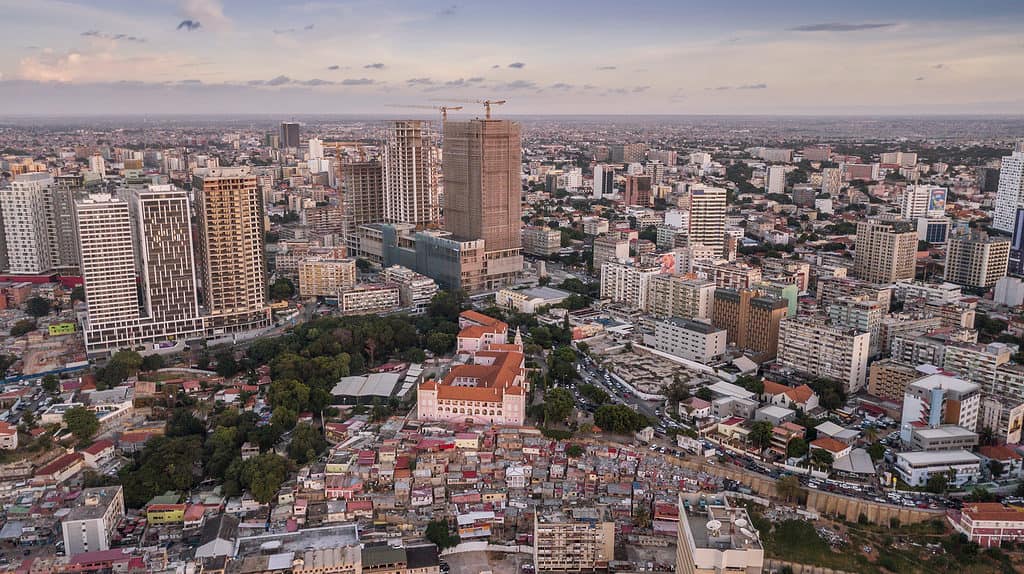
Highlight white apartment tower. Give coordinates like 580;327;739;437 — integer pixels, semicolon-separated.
383;120;439;227
1;172;54;274
77;194;140;330
765;165;786;195
901;185;947;219
992;143;1024;233
687;186;727;258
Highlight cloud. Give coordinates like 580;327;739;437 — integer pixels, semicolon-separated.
327;65;340;70
247;79;265;85
789;22;895;32
177;19;201;31
364;63;386;70
582;84;596;90
438;4;458;16
274;24;315;34
737;83;767;90
81;31;146;43
181;0;229;32
632;85;650;93
915;76;926;81
301;78;333;86
407;77;435;86
933;63;945;69
341;78;375;85
595;66;616;71
304;24;314;30
550;82;573;90
498;79;536;90
179;79;202;84
266;75;291;86
507;62;525;69
467;77;484;83
491;64;500;69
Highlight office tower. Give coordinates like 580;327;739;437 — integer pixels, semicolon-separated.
711;288;787;359
76;194;140;330
821;167;843;195
308;137;324;160
383;120;439;227
280;122;300;149
193;168;271;333
765;165;786;194
623;174;652;206
132;186;201;324
828;296;885;356
901;185;947;219
687;185;727;258
1011;208;1024;275
881;151;918;168
977;166;1002;193
777;316;872;394
944;232;1010;289
992;143;1024;233
46;182;81;273
88;154;106;177
341;161;384;236
852;218;917;284
593;164;614;198
443;118;522;253
899;374;980;444
0;172;54;274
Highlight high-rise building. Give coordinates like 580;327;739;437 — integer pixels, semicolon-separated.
645;275;715;320
341;161;384;238
308;137;324;160
193;167;271;333
901;185;947;219
593;164;614;198
852;218;917;284
443;118;523;289
711;288;787;359
675;493;763;574
993;143;1024;233
777;317;871;393
521;225;561;257
600;263;660;310
77;194;140;329
899;374;981;443
383;120;439;227
280;122;300;149
1;172;54;274
623;174;652;206
297;256;357;298
534;508;615;573
610;143;647;163
944;232;1010;289
61;486;125;557
592;234;630;271
827;296;885;356
46;181;81;273
687;186;727;258
821;167;843;195
765;165;786;195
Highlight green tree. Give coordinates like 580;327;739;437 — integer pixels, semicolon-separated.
809;448;834;468
695;387;713;402
578;383;609;405
214;351;241;378
24;297;51;317
166;409;206;437
749;421;773;451
425;520;461;549
140;354;166;372
988;459;1005;479
594;404;648;434
926;471;950;494
566;444;584;458
269;278;295;301
786;437;808;459
10;319;36;337
775;475;803;502
41;374;60;394
63;406;99;443
426;332;455;356
244;453;289;504
70;286;86;303
268;379;310;412
288;424;327;465
543;388;575;424
867;441;886;461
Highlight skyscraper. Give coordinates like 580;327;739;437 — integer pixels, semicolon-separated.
944;231;1010;289
901;185;947;219
77;194;139;330
341;161;385;238
853;218;918;284
0;172;53;274
280;122;300;149
992;142;1024;233
687;185;727;258
384;120;439;227
765;165;786;194
623;175;652;206
193;167;271;333
593;164;614;198
132;186;202;324
443;119;522;252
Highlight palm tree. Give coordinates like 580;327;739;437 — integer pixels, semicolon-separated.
749;421;774;453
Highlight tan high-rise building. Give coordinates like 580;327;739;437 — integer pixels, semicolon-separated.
193;167;271;333
853;218;917;284
443;119;522;252
383;120;438;227
534;509;614;572
712;288;787;359
944;232;1010;289
298;257;357;298
646;275;715;320
341;161;384;237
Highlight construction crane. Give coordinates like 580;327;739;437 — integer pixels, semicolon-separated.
429;98;507;119
385;104;464;122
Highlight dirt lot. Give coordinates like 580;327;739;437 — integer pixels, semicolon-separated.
443;550;530;574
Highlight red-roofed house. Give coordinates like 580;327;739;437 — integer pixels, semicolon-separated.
978;445;1024;479
0;421;17;450
762;381;819;412
810;437;852;460
955;502;1024;547
81;439;115;468
33;452;84;485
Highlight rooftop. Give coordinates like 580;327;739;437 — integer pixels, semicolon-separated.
908;374;979;394
65;486;122;522
233;523;359;557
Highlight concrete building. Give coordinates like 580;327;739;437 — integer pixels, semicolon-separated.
827;296;884;356
687;186;727;258
777;317;871;393
384;120;438;227
534;508;615;573
522;225;562;257
992;144;1024;233
600;262;660;310
899;374;980;442
901;185;947;219
675;493;763;574
909;425;979;452
711;289;787;360
280;121;300;149
382;265;438;314
853;218;917;284
943;342;1012;388
645;275;715;320
298;257;357;298
979;394;1024;445
593;234;630;271
765;165;786;195
944;232;1010;289
194;167;271;333
0;172;53;274
867;359;926;401
623;174;652;207
61;486;125;556
581;217;609;236
646;318;727;363
895;450;981;488
341;161;384;239
593;164;614;198
338;284;400;315
954;502;1024;548
495;286;571;314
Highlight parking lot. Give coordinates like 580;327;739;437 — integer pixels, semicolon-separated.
441;550;530;574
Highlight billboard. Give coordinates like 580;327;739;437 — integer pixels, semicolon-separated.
48;322;76;335
928;187;947;213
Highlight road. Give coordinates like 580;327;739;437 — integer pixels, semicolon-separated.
572;352;662;422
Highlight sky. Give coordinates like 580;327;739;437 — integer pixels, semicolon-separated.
1;0;1024;116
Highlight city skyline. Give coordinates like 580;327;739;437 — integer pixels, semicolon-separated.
2;0;1024;115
